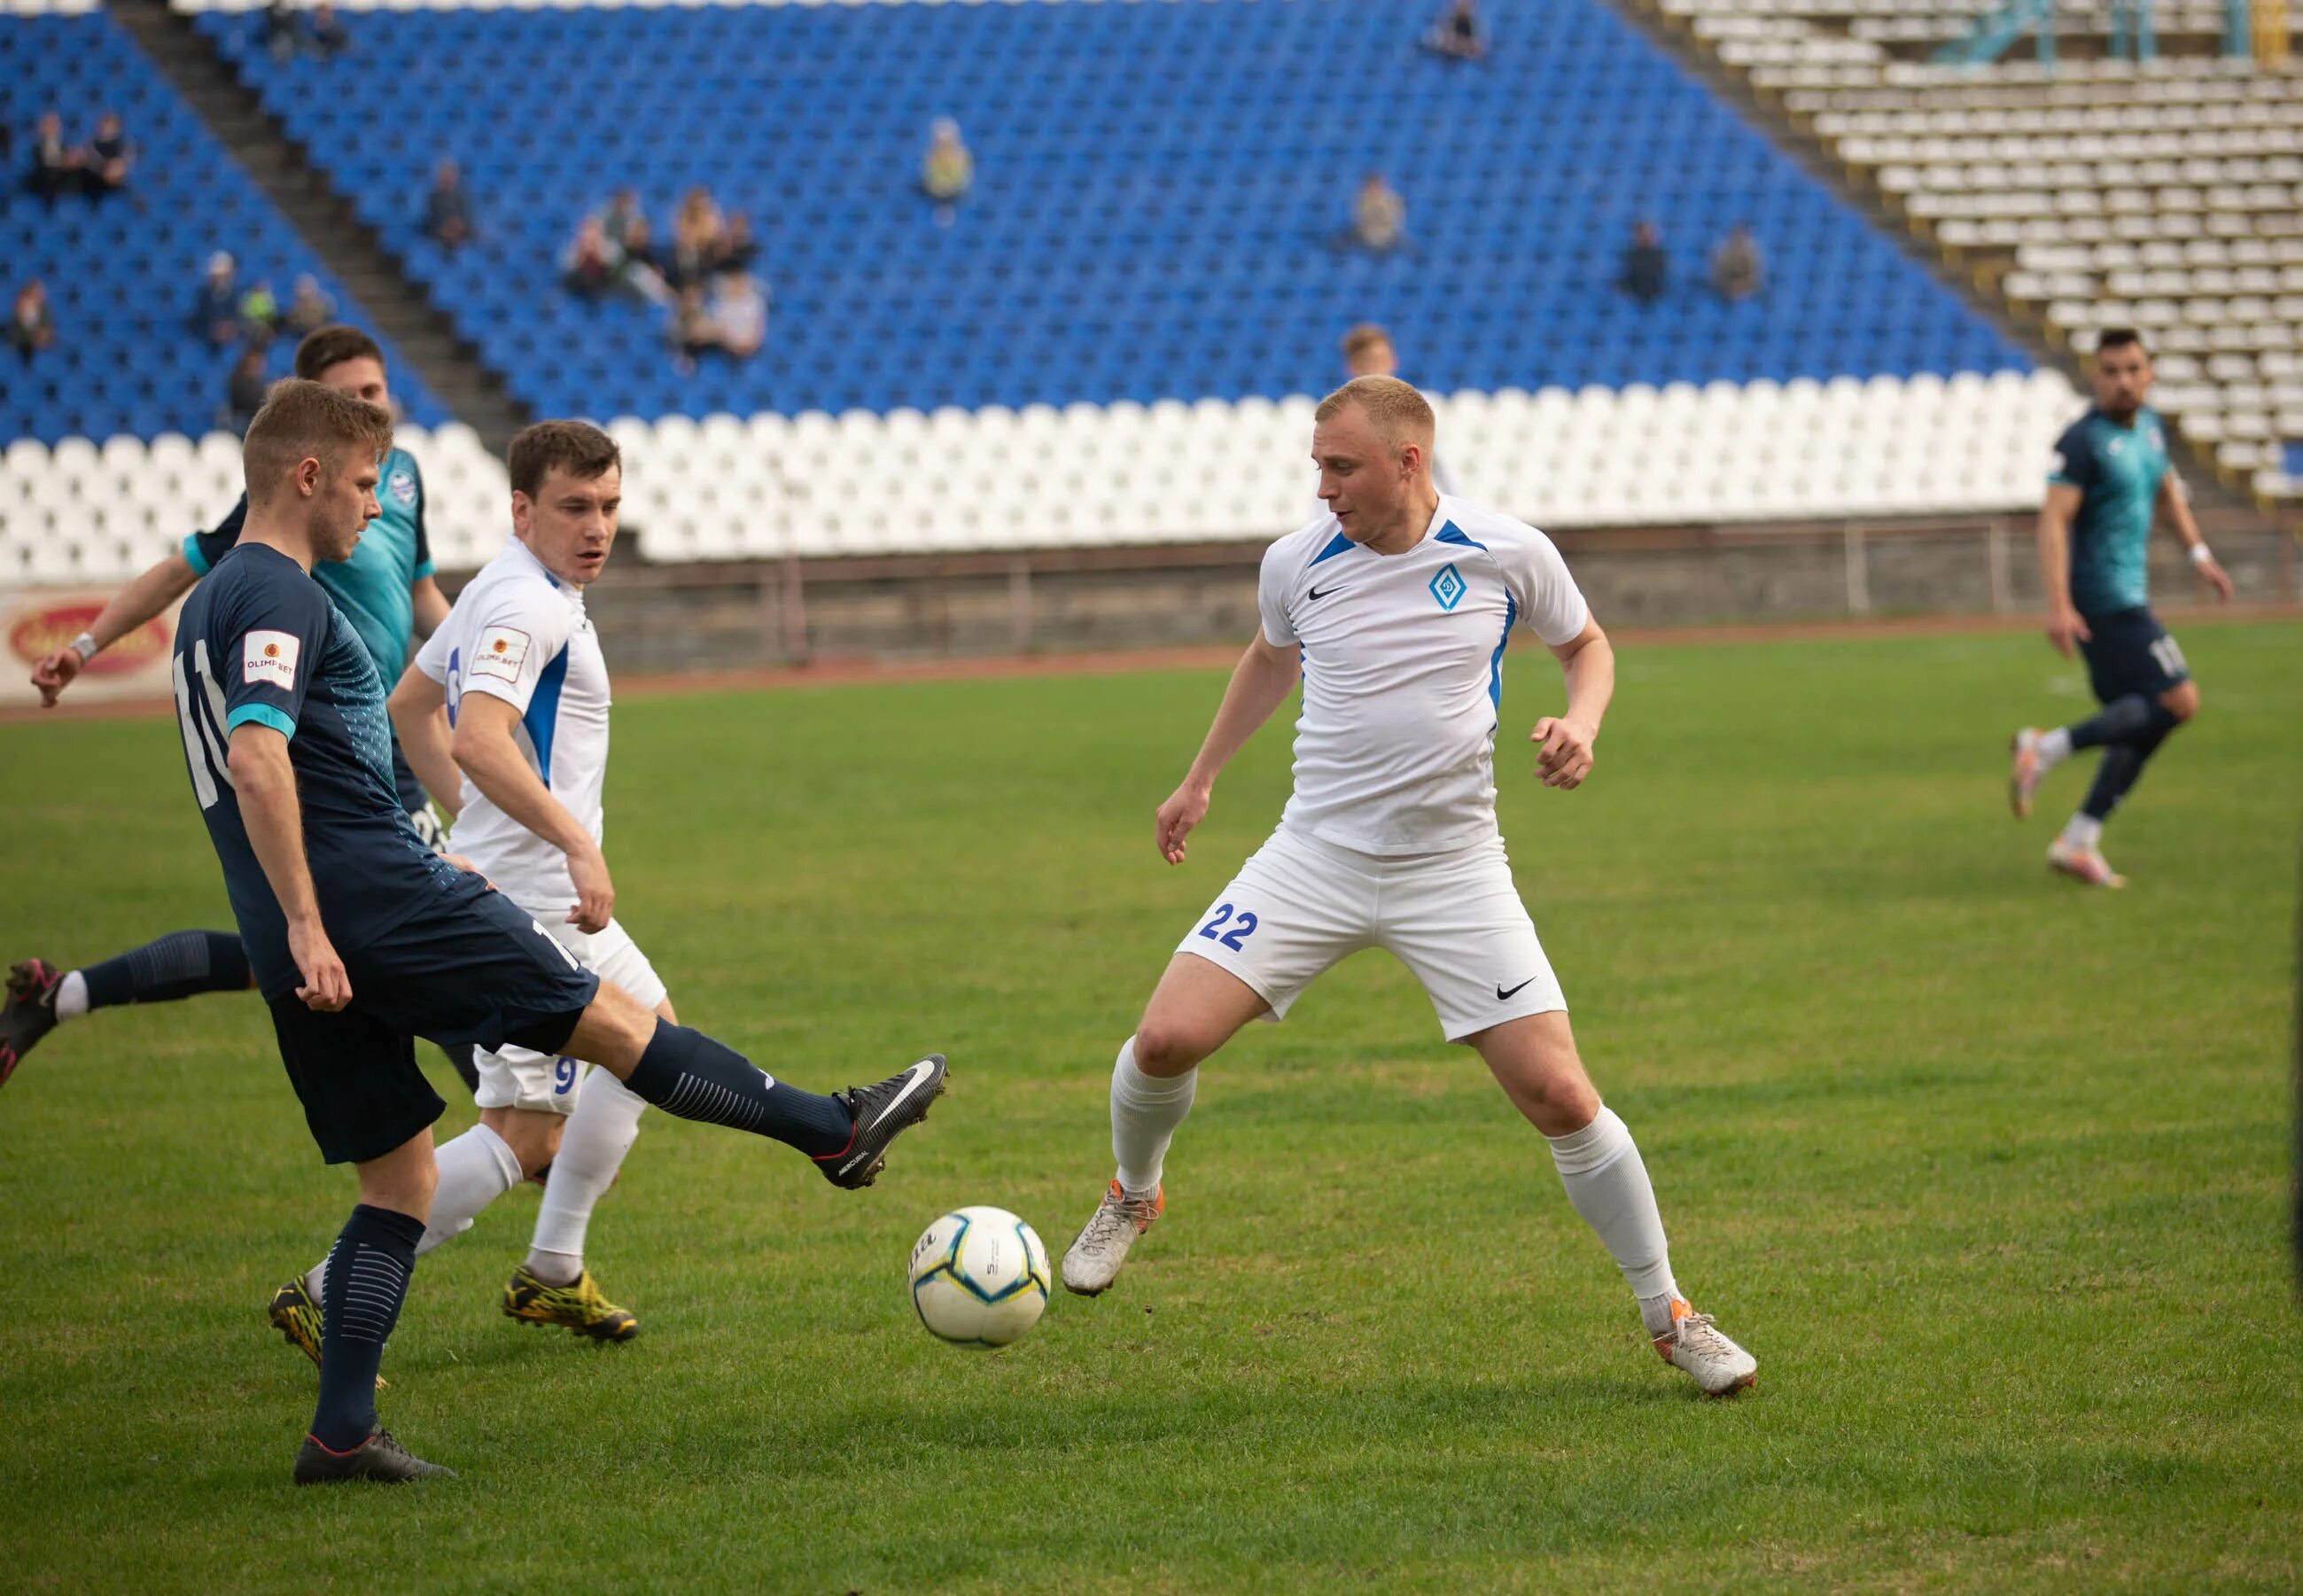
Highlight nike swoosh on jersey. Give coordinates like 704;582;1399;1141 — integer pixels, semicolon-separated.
1307;584;1342;602
1496;977;1537;1000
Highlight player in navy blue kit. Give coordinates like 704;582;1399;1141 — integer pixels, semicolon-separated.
4;327;471;1091
2006;330;2233;886
176;381;948;1483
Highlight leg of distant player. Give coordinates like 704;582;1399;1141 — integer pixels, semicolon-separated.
1062;954;1270;1296
2015;678;2197;885
2;931;250;1085
1468;1010;1753;1393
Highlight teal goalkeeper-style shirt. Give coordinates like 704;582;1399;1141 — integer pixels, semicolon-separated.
181;445;433;681
2048;406;2170;617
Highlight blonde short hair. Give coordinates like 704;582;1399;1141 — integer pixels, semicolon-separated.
243;378;394;507
1339;323;1393;361
1313;374;1435;448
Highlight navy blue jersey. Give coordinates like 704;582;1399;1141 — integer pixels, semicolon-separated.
171;542;469;1001
183;446;433;683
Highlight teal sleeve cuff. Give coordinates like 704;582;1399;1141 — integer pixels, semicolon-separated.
414;559;437;580
225;703;297;740
181;534;212;577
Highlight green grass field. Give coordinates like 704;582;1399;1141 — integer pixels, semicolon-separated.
3;620;2298;1593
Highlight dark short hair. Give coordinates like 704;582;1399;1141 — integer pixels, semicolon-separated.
292;323;385;381
2096;327;2148;356
1340;323;1392;360
507;419;621;499
242;378;394;505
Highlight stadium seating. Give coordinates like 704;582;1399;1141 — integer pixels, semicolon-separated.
1651;0;2303;500
167;0;2067;557
0;6;510;581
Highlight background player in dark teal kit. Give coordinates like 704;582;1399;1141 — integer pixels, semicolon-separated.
4;326;464;1089
2007;329;2233;887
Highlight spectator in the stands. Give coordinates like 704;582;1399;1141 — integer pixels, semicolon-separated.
86;112;133;195
669;284;716;373
596;187;645;253
422;159;475;251
1350;172;1407;253
1617;220;1667;306
1422;0;1486;60
10;280;55;365
1710;222;1762;302
263;0;298;58
194;252;240;346
562;215;624;300
239;278;283;343
922;116;972;225
27;111;82;203
618;214;671;304
284;273;335;335
669;186;726;289
713;212;760;274
224;344;270;433
309;3;350;59
708;270;767;360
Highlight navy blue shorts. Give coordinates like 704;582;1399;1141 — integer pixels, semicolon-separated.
2078;606;2189;705
268;882;600;1164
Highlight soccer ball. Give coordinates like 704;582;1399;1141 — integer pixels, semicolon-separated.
907;1206;1051;1348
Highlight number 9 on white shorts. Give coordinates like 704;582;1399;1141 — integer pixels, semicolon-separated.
473;916;668;1115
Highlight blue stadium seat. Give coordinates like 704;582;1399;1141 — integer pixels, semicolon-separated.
1;11;447;441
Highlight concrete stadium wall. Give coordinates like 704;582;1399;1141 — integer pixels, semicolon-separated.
580;509;2299;671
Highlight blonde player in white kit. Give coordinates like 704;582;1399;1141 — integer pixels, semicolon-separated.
389;420;661;1341
1061;377;1757;1395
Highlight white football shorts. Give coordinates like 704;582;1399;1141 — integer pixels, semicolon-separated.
473;915;667;1116
1173;826;1566;1043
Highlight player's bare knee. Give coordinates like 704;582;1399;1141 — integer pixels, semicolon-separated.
1527;1075;1603;1139
2160;681;2198;722
484;1108;564;1177
1131;1020;1213;1078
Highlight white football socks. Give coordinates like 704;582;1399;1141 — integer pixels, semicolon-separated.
527;1069;649;1284
416;1123;525;1256
2037;728;2073;767
305;1124;524;1303
1110;1037;1195;1196
1544;1105;1681;1335
53;970;89;1021
2061;813;2105;851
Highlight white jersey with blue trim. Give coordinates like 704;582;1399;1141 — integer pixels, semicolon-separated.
1257;494;1589;857
413;538;611;912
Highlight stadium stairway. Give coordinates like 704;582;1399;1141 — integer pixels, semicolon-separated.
1631;0;2303;532
107;0;528;455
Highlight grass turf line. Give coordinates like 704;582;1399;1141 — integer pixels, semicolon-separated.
1;621;2297;1593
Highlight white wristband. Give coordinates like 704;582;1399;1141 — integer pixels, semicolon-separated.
68;631;98;663
2188;543;2214;566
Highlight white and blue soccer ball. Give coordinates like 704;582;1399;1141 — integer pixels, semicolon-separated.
907;1206;1051;1348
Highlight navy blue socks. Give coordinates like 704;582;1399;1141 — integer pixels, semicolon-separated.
622;1020;853;1159
2081;724;2172;821
309;1203;424;1452
2066;693;2179;752
78;930;250;1010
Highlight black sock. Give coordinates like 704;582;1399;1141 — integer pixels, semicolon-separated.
77;930;250;1011
622;1020;853;1159
309;1203;424;1453
2081;726;2172;821
2066;693;2179;751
